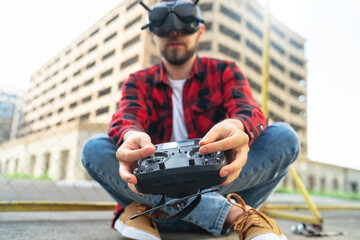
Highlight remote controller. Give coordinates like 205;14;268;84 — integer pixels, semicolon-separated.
133;138;228;198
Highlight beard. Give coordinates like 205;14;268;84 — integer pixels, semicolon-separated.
160;37;198;66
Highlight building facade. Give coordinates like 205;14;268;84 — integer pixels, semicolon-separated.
18;0;307;155
1;0;323;193
0;85;25;144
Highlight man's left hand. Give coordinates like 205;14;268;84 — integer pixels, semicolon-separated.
199;119;249;186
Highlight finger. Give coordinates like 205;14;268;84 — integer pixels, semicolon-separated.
200;131;246;154
117;145;155;163
219;150;247;178
199;125;222;146
128;183;143;195
119;162;138;184
220;169;241;186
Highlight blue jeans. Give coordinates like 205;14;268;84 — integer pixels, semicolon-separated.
82;122;300;237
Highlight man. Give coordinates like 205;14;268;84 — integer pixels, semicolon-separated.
82;0;300;239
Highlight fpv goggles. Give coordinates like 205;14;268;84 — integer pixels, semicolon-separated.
139;0;204;37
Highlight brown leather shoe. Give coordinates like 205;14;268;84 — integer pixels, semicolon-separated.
114;201;161;240
227;193;287;240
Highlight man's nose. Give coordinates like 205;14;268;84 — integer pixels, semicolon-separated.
168;31;183;37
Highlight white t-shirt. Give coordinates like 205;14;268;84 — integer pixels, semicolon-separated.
167;76;189;141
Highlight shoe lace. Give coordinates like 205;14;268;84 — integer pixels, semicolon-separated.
135;202;159;230
227;193;274;237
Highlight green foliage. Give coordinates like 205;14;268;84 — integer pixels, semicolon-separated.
4;172;51;181
276;186;360;201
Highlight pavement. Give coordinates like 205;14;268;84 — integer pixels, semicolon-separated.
1;178;360;239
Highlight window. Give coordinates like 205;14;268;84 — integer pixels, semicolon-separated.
60;93;66;98
291;105;305;115
98;87;111;97
125;15;141;30
75;54;83;61
270;58;285;72
80;113;90;121
69;102;77;109
269;93;285;107
290;88;305;101
199;3;212;11
198;41;212;51
71;86;79;93
290;38;304;51
88;45;97;53
246;3;263;21
246;21;262;39
123;35;140;49
77;39;85;47
120;55;139;69
151;55;161;65
73;69;81;77
245;58;261;74
269;111;284;122
64;64;69;69
100;68;113;79
84;78;94;86
126;0;138;11
58;107;64;113
290;55;304;67
219;24;241;41
219;44;240;60
247;77;261;93
271;40;285;55
104;32;117;43
220;5;241;23
270;75;285;89
90;28;99;37
290;71;303;81
271;25;285;39
86;61;96;69
291;123;304;132
96;106;109;116
102;49;116;61
106;14;119;25
204;22;212;30
82;95;92;103
246;40;262;56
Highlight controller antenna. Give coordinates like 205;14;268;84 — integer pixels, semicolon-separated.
138;0;151;11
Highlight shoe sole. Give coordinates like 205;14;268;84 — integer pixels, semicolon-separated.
114;219;161;240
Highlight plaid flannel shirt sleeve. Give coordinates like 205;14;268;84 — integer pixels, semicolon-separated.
222;62;268;145
108;73;149;147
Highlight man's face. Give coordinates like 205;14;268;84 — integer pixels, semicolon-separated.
153;0;205;65
154;27;204;65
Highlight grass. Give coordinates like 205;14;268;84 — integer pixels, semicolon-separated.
276;187;360;201
4;172;52;181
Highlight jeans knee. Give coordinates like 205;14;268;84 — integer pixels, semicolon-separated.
272;122;301;164
81;134;110;168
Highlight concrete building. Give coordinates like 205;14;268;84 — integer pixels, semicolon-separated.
0;85;25;144
2;0;355;199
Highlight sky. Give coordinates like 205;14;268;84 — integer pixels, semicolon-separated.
0;0;359;170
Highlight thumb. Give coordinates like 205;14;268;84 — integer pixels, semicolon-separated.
199;125;221;146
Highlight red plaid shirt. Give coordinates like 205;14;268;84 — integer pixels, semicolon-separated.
108;57;268;146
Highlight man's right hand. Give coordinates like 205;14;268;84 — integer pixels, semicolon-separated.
116;130;156;193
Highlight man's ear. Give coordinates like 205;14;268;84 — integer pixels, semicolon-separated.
197;24;206;42
151;33;158;46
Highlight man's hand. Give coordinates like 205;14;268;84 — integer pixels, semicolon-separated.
116;130;156;193
199;119;249;186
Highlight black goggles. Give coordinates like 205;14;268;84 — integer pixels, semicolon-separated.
139;0;204;37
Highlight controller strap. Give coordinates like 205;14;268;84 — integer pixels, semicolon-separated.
130;188;219;223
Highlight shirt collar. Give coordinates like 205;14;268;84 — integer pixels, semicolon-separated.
155;56;205;85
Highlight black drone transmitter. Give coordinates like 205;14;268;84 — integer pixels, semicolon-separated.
133;138;228;198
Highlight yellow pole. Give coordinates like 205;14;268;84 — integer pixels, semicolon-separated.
259;0;323;224
261;0;271;117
